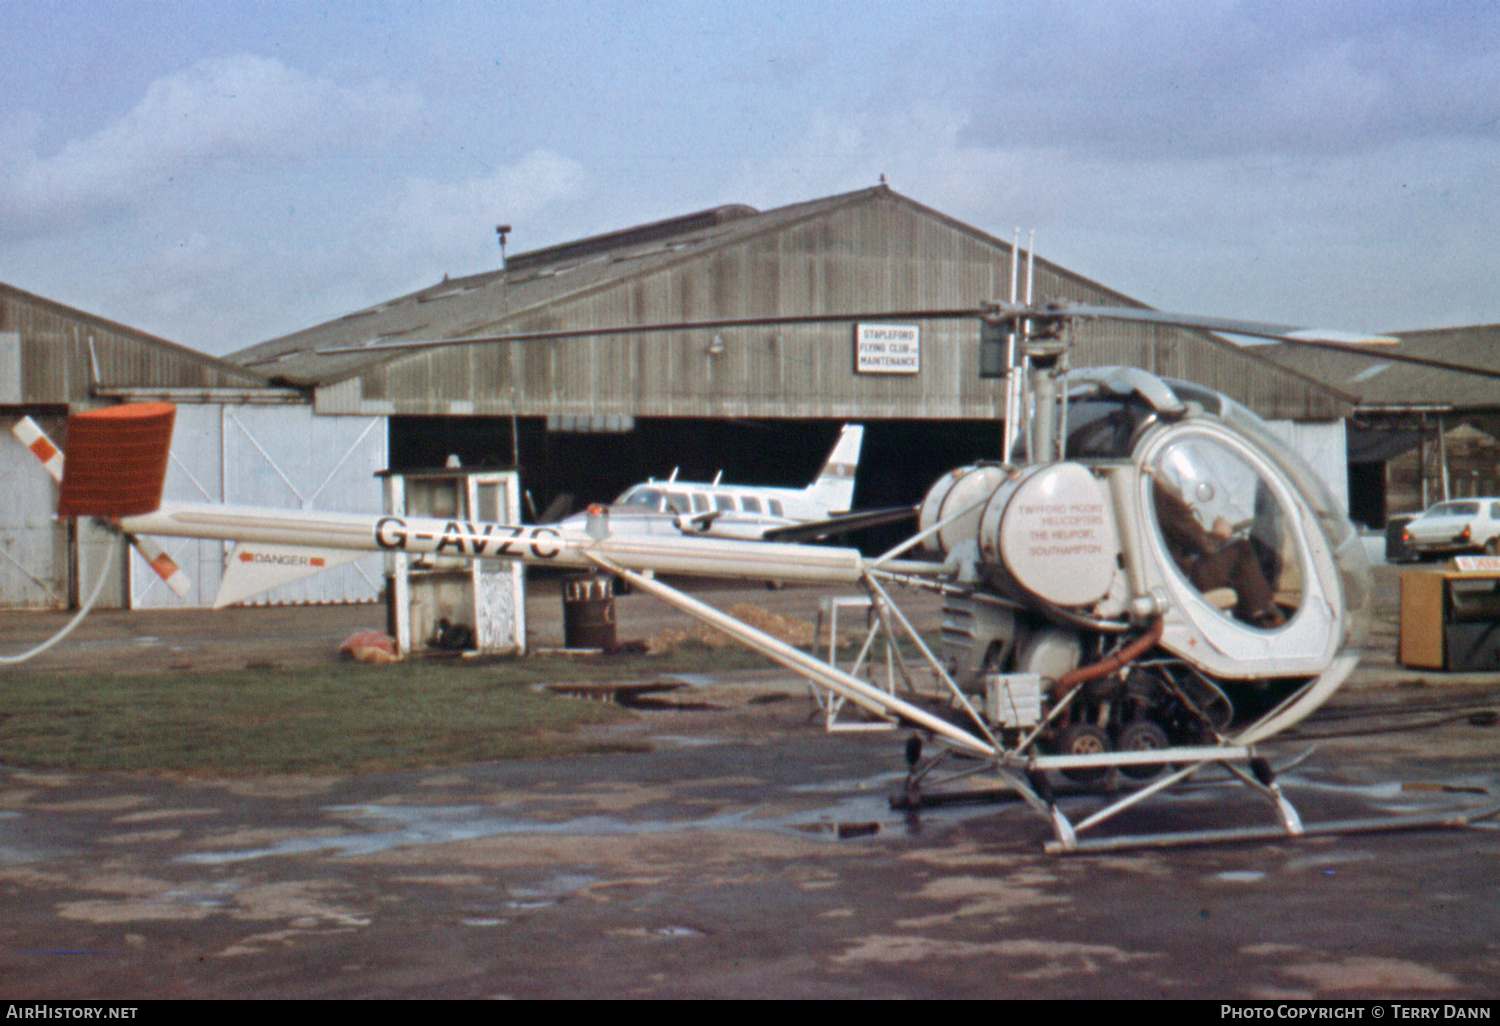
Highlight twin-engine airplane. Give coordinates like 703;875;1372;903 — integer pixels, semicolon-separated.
561;423;912;544
14;297;1500;852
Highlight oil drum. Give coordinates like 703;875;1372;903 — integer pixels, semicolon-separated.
562;573;617;649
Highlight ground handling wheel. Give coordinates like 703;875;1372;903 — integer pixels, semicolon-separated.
1116;719;1172;780
1058;722;1112;783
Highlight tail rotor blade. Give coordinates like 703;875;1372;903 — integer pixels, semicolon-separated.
126;533;194;599
12;411;194;599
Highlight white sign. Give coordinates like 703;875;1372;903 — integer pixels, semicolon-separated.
856;324;920;374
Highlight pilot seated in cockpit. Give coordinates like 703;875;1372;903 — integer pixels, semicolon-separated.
1150;470;1286;630
1060;397;1287;630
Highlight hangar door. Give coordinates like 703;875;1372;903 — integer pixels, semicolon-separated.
131;404;388;608
0;414;69;609
1263;419;1349;514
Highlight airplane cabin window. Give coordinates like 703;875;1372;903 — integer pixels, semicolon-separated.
619;487;664;511
715;495;736;512
665;492;691;515
768;499;784;516
693;493;710;512
1150;437;1300;630
741;496;763;513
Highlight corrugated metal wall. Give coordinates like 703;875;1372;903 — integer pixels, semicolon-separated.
0;415;124;610
323;194;1346;423
131;404;388;608
0;417;70;609
1;284;266;406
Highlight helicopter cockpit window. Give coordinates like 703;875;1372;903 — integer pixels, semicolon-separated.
1150;437;1300;630
1063;397;1156;460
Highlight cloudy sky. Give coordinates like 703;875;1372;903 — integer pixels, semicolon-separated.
3;1;1498;355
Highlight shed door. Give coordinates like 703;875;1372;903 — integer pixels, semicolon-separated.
0;416;69;609
131;405;388;608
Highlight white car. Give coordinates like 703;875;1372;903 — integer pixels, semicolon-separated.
1401;498;1500;558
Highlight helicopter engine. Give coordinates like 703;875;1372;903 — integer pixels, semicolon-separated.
915;367;1372;771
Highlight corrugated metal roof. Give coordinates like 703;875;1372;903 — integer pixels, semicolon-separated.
1;282;272;407
225;186;1353;421
230;190;888;384
1259;324;1500;412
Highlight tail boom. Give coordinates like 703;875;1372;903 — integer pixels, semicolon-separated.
119;501;938;587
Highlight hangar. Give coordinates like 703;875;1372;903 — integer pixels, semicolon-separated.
1260;323;1500;526
5;186;1359;610
227;185;1354;549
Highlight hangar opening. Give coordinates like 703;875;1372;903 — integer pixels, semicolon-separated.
389;415;1009;550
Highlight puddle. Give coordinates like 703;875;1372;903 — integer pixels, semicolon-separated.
1;812;57;864
795;821;881;839
175;782;961;865
662;674;719;687
642;734;724;748
790;771;907;793
508;873;597;899
159;884;239;909
1284;850;1374;873
543;681;722;710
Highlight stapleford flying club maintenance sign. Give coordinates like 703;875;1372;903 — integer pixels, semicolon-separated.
855;324;920;374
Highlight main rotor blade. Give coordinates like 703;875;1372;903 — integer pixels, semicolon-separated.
985;301;1400;346
760;505;918;543
315;308;980;356
317;300;1397;355
314;299;1500;383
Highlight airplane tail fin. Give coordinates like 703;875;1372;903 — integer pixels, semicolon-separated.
56;403;175;519
802;424;863;513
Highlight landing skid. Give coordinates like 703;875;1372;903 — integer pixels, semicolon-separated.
583;554;1500;855
901;742;1500;855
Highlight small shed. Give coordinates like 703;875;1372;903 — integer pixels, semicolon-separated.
1260;324;1500;526
1;282;388;609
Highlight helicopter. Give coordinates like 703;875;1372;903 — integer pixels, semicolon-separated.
14;296;1498;852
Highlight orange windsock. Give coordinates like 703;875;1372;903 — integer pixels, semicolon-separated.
56;403;176;519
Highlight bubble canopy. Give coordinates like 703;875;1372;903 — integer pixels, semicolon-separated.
1063;369;1371;650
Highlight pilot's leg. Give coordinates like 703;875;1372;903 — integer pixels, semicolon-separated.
1189;541;1280;627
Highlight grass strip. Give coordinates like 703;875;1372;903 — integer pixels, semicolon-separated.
0;646;773;775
